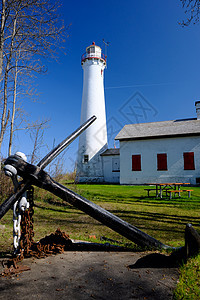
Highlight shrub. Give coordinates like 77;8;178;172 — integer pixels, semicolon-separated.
0;169;13;204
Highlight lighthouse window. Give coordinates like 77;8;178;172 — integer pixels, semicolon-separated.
83;155;89;163
87;46;95;54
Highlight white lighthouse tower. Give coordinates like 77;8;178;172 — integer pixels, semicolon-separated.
76;42;108;182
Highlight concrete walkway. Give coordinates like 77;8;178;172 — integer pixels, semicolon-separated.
0;250;179;300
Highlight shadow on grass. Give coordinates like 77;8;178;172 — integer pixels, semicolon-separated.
87;195;200;211
35;216;102;226
34;203;83;214
34;204;200;236
111;209;200;227
68;242;139;252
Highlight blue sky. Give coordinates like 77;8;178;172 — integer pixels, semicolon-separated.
7;0;200;172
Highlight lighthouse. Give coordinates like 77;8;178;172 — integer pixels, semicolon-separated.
76;42;108;182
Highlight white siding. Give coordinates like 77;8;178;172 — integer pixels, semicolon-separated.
120;136;200;185
102;155;120;183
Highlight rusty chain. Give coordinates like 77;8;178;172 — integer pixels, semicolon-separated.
1;186;72;276
18;186;35;260
17;186;72;260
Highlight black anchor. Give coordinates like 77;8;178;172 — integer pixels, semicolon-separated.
0;116;199;258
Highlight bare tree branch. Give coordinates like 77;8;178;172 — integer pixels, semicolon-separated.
180;0;200;26
0;0;68;158
29;118;50;164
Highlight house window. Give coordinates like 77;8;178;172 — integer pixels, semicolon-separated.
196;177;200;184
183;152;195;170
83;155;89;163
132;155;141;171
157;153;168;171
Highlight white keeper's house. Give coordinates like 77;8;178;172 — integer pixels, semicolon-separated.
115;101;200;185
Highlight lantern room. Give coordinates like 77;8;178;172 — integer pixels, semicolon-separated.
81;42;106;65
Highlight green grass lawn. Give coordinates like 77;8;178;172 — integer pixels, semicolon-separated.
174;253;200;299
66;184;200;247
1;183;199;251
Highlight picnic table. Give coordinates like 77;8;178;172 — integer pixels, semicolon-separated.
145;183;191;199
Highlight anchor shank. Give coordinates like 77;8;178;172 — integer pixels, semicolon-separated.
38;174;169;250
3;156;169;250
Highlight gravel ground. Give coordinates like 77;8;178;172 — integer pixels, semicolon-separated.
0;249;179;300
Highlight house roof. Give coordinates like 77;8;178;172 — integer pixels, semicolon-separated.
100;148;120;156
115;118;200;141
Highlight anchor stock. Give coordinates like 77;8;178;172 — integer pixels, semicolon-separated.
0;116;96;220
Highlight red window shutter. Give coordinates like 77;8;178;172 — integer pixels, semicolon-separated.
157;153;167;171
184;152;195;170
132;155;141;171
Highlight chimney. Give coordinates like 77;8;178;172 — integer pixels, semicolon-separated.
195;101;200;120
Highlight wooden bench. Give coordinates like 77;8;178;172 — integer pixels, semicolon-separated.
182;189;194;198
144;189;157;197
167;190;183;199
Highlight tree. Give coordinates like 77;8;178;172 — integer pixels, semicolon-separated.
0;0;5;79
180;0;200;26
0;0;67;158
7;48;44;156
29;119;49;164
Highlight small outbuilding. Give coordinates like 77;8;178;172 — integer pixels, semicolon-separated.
100;148;120;183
